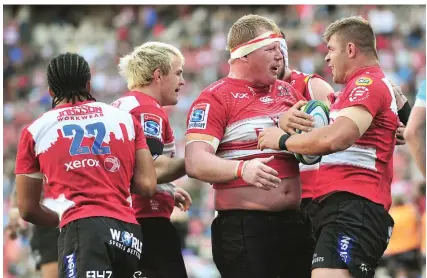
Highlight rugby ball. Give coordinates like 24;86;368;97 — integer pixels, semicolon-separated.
294;100;330;165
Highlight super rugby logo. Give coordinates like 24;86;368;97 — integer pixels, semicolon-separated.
188;103;210;130
142;113;163;142
109;229;142;259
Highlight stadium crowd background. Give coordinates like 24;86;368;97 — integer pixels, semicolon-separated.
2;4;426;278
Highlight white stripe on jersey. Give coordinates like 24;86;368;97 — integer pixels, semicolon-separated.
28;102;136;155
321;145;377;171
299;163;319;172
217;148;292;160
222;115;282;143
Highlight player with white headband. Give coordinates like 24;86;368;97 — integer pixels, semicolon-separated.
185;14;313;278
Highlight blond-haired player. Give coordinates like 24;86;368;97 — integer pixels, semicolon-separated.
113;42;192;278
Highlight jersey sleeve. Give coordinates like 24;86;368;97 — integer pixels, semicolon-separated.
186;91;227;141
341;77;384;117
15;126;41;175
130;105;168;155
285;81;306;103
162;120;176;158
132;115;149;151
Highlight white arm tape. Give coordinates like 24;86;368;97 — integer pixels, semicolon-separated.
18;173;43;179
186;138;220;152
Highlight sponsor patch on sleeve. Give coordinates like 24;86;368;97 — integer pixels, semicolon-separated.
349;86;370;102
304;74;312;84
142;113;163;141
188;103;210;130
355;77;373;86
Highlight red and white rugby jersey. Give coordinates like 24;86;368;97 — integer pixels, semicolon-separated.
112;91;176;219
315;66;399;210
286;70;328;199
186;77;305;190
15;100;148;228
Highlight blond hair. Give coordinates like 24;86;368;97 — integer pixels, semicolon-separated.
118;42;185;90
323;16;378;58
226;14;281;51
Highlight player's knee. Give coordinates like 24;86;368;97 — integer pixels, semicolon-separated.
312;268;354;278
40;262;58;278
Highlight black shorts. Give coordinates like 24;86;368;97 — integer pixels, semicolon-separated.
211;209;315;278
138;217;187;278
58;216;144;278
311;192;395;278
300;197;320;219
30;225;60;270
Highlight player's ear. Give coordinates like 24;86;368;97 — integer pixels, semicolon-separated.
86;81;91;93
347;42;356;59
48;87;55;97
153;68;162;83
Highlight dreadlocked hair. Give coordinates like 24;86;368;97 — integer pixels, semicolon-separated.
47;53;96;108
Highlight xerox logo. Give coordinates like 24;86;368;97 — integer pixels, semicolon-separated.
65;159;100;171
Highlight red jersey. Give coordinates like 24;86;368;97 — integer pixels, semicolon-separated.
286;70;327;199
316;66;399;210
186;77;304;189
112;92;176;219
15;101;148;228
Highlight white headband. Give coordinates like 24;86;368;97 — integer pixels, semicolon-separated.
229;31;283;60
280;38;289;69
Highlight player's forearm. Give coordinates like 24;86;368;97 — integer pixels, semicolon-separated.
285;129;337;156
285;120;357;155
19;203;59;227
185;142;239;183
155;156;186;184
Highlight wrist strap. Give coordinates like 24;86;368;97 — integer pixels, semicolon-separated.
279;133;291;151
235;160;246;178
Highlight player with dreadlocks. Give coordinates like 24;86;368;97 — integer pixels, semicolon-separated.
14;52;157;277
47;53;96;108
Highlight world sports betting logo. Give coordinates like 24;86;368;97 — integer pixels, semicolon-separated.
109;229;142;259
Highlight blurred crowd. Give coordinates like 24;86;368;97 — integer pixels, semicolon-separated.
3;5;426;278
